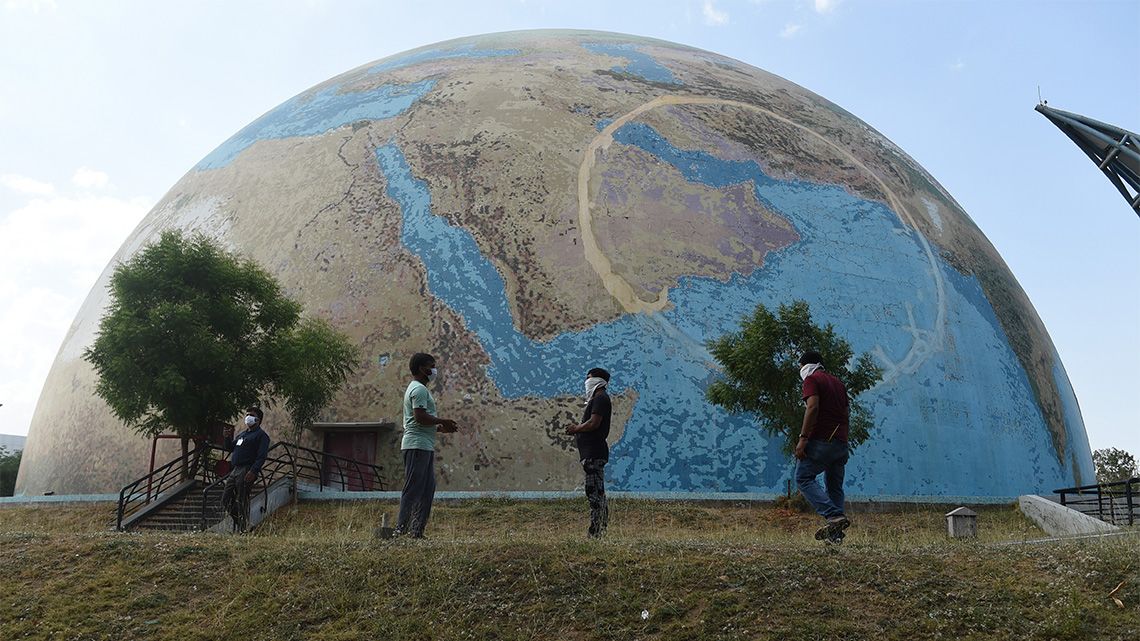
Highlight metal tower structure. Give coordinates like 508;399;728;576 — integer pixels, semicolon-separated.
1036;103;1140;217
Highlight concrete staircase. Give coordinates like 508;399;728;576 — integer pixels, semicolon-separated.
122;477;294;533
116;441;378;533
124;481;226;532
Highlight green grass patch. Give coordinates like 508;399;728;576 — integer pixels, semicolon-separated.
0;500;1136;640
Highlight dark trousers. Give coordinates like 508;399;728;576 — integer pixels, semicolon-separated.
220;465;253;531
794;440;849;520
397;449;436;537
582;458;608;538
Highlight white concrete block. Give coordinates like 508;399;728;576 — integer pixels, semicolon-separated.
1018;494;1120;537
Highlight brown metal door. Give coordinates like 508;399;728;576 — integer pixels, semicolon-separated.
322;431;378;491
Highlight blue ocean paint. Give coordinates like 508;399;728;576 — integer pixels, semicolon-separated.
367;44;521;74
376;117;1081;496
582;43;677;84
197;80;436;170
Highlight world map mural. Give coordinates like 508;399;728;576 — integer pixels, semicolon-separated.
17;30;1094;497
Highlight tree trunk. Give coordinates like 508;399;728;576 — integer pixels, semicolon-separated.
180;436;190;481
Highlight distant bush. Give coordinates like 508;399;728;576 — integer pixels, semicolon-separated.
1093;447;1139;484
0;447;21;496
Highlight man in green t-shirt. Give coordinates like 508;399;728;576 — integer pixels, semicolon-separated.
395;352;459;538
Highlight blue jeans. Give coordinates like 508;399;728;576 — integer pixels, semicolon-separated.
795;440;849;519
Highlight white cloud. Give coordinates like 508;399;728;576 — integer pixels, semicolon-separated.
949;58;966;72
2;0;57;12
72;167;110;190
702;0;729;26
0;186;151;436
814;0;839;13
780;23;803;39
0;174;55;196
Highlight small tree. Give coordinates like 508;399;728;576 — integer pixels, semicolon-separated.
0;447;21;497
706;300;882;456
1093;448;1139;484
84;231;359;475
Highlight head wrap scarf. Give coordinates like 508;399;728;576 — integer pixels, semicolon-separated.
584;376;608;404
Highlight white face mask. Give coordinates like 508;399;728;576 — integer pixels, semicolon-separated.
428;367;438;383
244;415;257;427
800;363;822;381
584;376;607;403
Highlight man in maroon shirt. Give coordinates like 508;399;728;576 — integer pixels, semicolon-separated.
793;351;852;543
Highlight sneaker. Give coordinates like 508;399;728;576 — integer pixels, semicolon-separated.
828;515;851;530
814;516;850;541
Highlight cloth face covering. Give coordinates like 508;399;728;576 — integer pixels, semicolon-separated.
244;415;257;426
799;363;823;381
584;377;608;404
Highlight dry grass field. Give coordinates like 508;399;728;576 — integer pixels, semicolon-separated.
1;498;1136;640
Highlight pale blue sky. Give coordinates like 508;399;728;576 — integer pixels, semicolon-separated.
1;0;1137;460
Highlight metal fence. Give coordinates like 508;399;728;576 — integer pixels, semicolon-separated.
1053;477;1139;526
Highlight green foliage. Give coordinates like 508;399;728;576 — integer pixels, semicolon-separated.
83;230;359;441
0;447;21;496
1092;447;1139;484
706;300;882;455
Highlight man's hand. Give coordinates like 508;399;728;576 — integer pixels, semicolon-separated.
244;471;256;483
570;415;599;435
439;419;459;433
794;438;808;460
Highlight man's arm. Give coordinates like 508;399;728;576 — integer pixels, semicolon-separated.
566;413;602;435
794;395;820;460
413;407;458;433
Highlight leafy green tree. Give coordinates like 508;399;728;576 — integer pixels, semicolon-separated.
706;300;883;456
0;446;21;496
1093;448;1139;484
83;231;359;473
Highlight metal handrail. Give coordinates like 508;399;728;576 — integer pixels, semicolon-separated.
200;441;388;531
1054;477;1139;526
116;444;211;530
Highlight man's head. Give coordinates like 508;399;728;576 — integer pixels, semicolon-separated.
245;406;263;427
586;367;610;382
409;352;436;379
799;351;823;367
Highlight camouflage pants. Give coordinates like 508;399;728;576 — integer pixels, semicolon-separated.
582;458;608;538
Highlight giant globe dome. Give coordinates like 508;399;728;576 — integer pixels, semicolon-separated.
18;30;1094;497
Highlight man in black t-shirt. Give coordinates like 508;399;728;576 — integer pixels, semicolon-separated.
566;367;612;538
